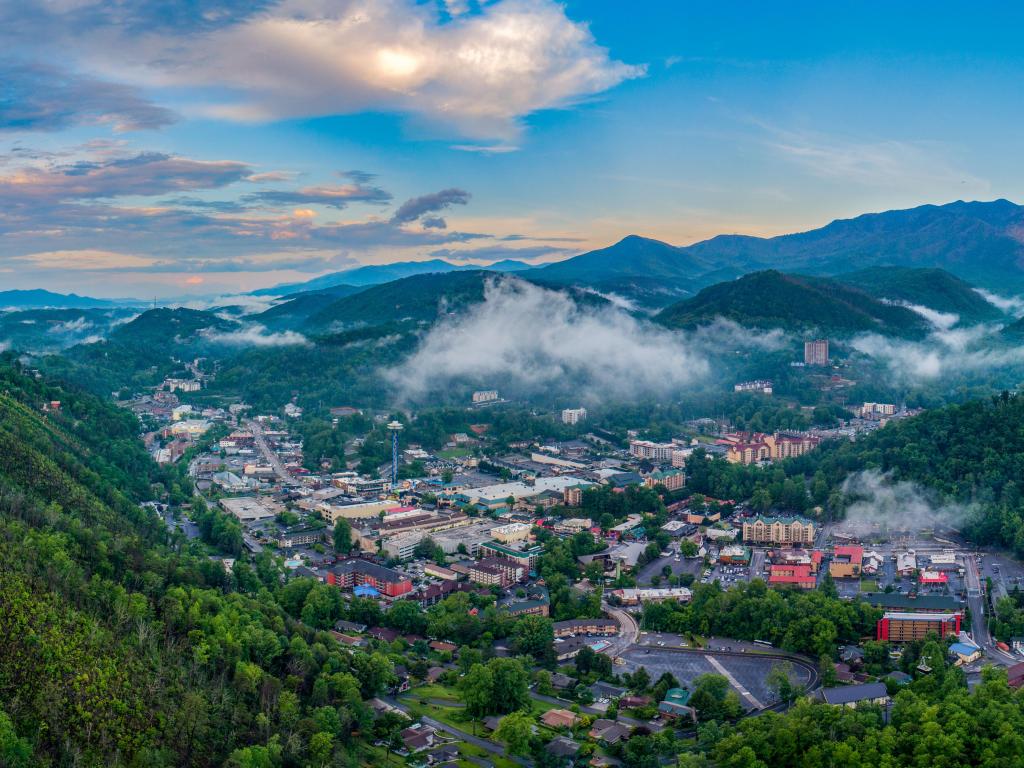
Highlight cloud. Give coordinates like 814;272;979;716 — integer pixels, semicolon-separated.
49;0;641;140
975;288;1024;318
0;152;252;202
450;144;520;154
14;250;159;270
391;188;470;225
837;470;973;536
203;323;310;347
245;180;392;209
850;324;1024;382
890;301;959;331
388;276;710;401
767;127;989;194
48;317;93;334
0;60;176;133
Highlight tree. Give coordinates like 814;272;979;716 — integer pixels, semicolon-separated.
461;664;495;717
765;662;794;705
689;674;742;722
495;711;534;756
300;583;343;629
332;518;351;553
489;658;530;713
385;599;428;635
511;615;554;660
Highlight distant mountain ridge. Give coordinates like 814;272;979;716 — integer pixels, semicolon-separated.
252;258;539;296
0;289;118;309
528;199;1024;300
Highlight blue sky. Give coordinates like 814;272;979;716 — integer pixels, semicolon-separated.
2;0;1023;297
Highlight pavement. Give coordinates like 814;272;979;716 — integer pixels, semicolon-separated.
603;601;640;657
383;697;528;766
246;419;293;484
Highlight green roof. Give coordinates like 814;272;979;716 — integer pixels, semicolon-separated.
663;688;690;705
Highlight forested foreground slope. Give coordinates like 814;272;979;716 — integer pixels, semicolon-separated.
0;362;377;767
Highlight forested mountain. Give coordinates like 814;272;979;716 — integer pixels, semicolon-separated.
530;199;1024;295
836;266;1004;323
655;270;930;336
0;307;140;353
254;284;365;329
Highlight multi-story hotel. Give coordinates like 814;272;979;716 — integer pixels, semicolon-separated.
877;611;961;642
742;516;816;546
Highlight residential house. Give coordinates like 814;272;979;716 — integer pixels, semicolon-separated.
819;682;890;707
541;709;579;729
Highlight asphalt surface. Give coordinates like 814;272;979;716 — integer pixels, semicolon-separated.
246;419;293;483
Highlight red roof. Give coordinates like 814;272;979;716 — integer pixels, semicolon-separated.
768;564;816;585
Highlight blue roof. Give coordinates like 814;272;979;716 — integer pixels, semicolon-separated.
949;642;980;655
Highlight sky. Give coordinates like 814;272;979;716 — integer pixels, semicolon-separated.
3;0;1024;298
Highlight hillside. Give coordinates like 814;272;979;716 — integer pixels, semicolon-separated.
533;199;1024;293
655;270;931;336
255;283;365;329
836;267;1005;323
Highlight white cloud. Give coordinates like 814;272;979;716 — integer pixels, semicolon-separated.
851;323;1024;382
768;128;989;194
204;323;310;347
48;317;93;334
390;277;718;401
975;288;1024;318
838;470;973;537
889;301;959;331
102;0;644;140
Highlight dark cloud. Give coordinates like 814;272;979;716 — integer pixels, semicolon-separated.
244;182;392;209
0;60;176;132
421;216;447;229
390;188;470;225
0;1;270;36
0;152;252;202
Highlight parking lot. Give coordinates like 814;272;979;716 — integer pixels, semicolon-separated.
621;633;814;709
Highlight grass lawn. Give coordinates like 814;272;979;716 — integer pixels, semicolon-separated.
457;741;520;768
860;580;879;592
400;697;475;732
439;447;472;459
411;683;462;701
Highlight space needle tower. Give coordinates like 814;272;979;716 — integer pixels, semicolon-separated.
386;420;404;486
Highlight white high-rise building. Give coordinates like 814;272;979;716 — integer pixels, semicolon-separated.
561;407;587;425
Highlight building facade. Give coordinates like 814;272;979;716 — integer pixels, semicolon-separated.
804;339;829;366
742;516;816;546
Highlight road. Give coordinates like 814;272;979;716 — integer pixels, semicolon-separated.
246;419;293;483
383;697;529;766
963;554;1018;665
603;601;640;657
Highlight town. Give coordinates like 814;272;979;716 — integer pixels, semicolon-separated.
116;357;1024;768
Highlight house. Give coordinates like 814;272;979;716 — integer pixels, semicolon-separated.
425;745;460;765
334;619;368;634
588;719;631;744
400;724;437;753
818;682;890;707
429;640;458;653
658;688;696;721
546;736;580;763
392;665;411;694
886;670;912;686
590;681;628;700
949;642;982;665
840;646;865;666
550;672;576;691
541;709;579;729
482;715;504;732
426;667;446;683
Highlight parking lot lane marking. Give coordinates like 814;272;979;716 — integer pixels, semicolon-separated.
706;655;764;709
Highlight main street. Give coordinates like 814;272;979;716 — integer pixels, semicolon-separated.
963;554;1018;665
246;418;293;484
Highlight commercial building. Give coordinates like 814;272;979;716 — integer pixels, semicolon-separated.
659;688;696;721
328;559;413;598
804;339;829;366
742;516;816;546
491;522;532;544
768;564;817;589
734;380;773;395
611;587;692;605
643;468;686;491
220;496;281;521
863;593;961;613
876;611;961;642
830;545;864;579
318;499;404;523
858;402;896;419
628;440;675;462
718;545;751;565
424;563;458;581
552;517;592;535
561;407;588;425
819;682;888;708
552;618;619;637
276;526;324;548
452;477;593;513
472;390;499;404
479;540;545;573
381;532;425;561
